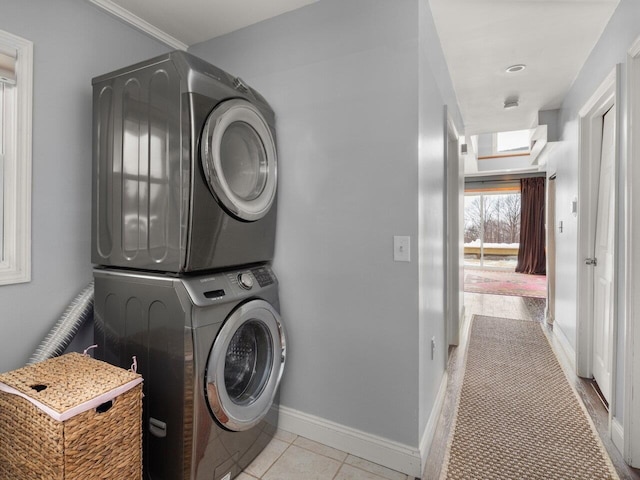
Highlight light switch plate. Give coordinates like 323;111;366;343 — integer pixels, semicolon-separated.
393;236;410;262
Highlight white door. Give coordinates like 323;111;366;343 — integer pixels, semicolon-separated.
592;105;616;403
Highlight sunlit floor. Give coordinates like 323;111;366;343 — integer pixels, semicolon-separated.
464;291;546;321
239;429;413;480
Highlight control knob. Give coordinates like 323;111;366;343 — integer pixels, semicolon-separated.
237;273;254;290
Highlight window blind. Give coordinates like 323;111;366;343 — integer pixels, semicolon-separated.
0;50;16;85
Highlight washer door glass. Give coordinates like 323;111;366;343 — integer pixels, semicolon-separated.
201;99;277;222
205;300;286;431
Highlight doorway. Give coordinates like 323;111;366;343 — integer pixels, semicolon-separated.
576;66;619;412
463;176;547;300
463;189;521;271
445;111;463;349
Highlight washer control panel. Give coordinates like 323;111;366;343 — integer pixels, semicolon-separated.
237;272;254;290
182;266;277;307
250;266;275;287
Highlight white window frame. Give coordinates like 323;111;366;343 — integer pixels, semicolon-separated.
0;30;32;285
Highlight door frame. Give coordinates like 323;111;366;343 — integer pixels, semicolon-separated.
444;107;462;348
546;175;557;324
624;37;640;467
576;65;619;419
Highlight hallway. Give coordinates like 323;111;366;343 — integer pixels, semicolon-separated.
425;293;640;479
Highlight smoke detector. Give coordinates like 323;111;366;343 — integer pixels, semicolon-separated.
506;64;526;73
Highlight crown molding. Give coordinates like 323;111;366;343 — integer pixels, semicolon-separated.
88;0;188;50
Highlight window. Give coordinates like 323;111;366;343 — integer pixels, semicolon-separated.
464;188;521;270
0;30;32;285
495;129;530;153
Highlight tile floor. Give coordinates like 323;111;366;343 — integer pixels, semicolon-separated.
239;429;413;480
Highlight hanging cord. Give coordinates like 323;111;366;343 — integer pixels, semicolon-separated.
130;356;138;374
83;344;98;357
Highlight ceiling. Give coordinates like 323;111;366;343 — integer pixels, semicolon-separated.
429;0;620;135
92;0;317;47
92;0;620;136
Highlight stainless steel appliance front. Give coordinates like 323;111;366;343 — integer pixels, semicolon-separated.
92;51;278;273
93;265;286;479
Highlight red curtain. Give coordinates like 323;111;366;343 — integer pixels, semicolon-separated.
516;177;546;275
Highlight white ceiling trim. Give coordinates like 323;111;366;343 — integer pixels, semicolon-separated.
88;0;187;51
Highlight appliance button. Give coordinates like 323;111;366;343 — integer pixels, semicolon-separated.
237;273;254;290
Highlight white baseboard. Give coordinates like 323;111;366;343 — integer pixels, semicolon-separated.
552;324;577;373
419;371;448;474
460;308;473;348
612;417;624;455
277;406;421;477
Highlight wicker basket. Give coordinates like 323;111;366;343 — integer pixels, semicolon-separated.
0;352;142;479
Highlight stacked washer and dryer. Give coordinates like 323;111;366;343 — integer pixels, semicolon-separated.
91;51;287;480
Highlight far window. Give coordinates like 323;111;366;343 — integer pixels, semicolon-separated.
496;129;530;153
0;31;32;285
464;188;522;271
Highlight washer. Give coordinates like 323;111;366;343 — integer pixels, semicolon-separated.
93;265;287;479
91;51;278;273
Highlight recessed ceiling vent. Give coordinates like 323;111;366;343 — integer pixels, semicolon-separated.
504;98;519;109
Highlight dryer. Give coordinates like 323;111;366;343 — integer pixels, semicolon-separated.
93;264;287;480
91;51;278;273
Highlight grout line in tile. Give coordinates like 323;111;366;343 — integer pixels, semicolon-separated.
256;442;292;479
330;454;347;480
291;436;349;464
338;462;399;480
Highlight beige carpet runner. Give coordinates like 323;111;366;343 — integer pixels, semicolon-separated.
440;315;619;480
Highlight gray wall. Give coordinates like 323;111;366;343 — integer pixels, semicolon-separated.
550;0;640;424
0;0;168;372
417;0;462;438
191;0;458;447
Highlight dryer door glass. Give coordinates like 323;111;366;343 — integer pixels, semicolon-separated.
201;99;277;222
205;299;286;432
220;123;268;202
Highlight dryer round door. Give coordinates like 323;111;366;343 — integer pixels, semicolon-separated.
201;99;277;222
205;299;286;431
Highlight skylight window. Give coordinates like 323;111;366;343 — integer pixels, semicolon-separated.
496;129;530;153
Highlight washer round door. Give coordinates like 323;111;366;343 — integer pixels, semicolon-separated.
205;299;286;431
201;99;277;222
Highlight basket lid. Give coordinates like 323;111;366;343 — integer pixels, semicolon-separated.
0;352;142;421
